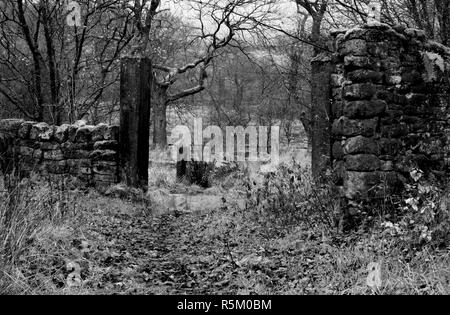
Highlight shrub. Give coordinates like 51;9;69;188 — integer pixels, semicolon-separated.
185;160;215;188
210;161;246;190
381;169;450;250
243;162;342;234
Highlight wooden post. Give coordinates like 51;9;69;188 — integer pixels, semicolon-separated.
119;57;151;189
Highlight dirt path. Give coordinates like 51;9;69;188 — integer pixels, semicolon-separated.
49;190;323;295
11;190;449;295
76;204;244;294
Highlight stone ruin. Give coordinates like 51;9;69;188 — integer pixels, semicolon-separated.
0;119;120;190
320;23;450;201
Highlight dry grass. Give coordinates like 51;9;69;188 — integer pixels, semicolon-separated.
0;167;449;295
148;148;177;189
0;173;82;294
148;163;176;189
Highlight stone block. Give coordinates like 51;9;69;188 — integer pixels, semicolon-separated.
347;70;383;83
343;83;378;100
41;142;60;151
33;149;43;161
345;154;381;171
367;42;389;58
93;161;118;175
386;75;402;85
375;90;394;102
93;140;118;151
89;150;117;162
75;125;95;143
61;142;92;159
380;160;395;171
339;39;368;56
30;122;53;141
93;173;118;183
332;117;378;137
18;121;35;139
55;124;70;143
343;136;380;155
344;56;378;70
343;100;386;118
381;57;401;71
43;149;64;161
92;124;109;142
18;140;40;149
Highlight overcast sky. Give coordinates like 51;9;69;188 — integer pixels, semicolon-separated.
160;0;300;33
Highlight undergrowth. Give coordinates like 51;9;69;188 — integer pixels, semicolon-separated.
0;173;81;294
0;162;449;295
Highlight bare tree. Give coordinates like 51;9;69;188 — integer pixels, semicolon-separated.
404;0;449;45
324;0;449;45
295;0;329;55
126;0;276;148
0;0;133;124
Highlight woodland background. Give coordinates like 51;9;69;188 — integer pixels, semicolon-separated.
1;0;449;148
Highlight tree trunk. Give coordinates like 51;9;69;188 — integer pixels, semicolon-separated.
42;2;60;125
152;82;168;149
311;15;324;56
17;0;44;121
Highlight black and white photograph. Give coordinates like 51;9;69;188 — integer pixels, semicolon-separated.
0;0;449;298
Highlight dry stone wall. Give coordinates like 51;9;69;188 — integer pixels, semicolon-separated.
329;23;450;200
0;119;120;190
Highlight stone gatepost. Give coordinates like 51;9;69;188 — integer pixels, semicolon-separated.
311;54;333;177
119;57;152;189
328;23;450;201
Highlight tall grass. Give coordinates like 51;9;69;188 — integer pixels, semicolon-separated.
148;163;176;189
0;173;77;294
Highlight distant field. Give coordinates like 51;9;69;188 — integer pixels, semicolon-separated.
149;105;311;171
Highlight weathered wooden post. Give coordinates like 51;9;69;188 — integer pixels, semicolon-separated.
119;57;151;189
